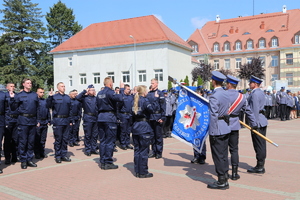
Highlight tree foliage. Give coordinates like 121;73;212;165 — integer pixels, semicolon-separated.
184;75;190;86
197;76;203;86
237;57;265;80
46;0;82;48
0;0;47;89
191;63;213;83
218;68;233;76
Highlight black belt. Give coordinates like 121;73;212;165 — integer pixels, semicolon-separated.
99;111;115;114
0;112;4;115
135;118;149;122
84;112;96;116
154;111;161;114
259;110;265;114
53;115;69;118
121;112;130;115
39;118;47;120
229;114;239;118
218;116;225;120
20;113;36;118
9;114;18;118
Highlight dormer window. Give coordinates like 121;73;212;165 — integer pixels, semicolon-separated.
266;29;274;32
259;39;266;48
221;34;228;37
214;43;219;52
192;44;198;52
235;41;241;50
295;35;300;44
243;32;251;35
247;40;253;49
271;37;278;47
224;42;230;51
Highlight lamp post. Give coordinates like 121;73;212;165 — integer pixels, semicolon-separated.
129;35;136;87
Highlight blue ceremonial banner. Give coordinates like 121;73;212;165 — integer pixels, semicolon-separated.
171;86;210;153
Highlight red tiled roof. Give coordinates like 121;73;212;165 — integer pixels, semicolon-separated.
50;15;191;53
188;9;300;55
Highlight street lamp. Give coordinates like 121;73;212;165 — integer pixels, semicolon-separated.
129;35;136;87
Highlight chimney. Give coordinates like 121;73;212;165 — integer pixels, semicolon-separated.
235;27;239;33
216;15;220;23
229;26;234;34
283;5;287;13
260;21;265;29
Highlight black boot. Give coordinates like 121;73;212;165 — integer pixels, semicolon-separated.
231;165;240;180
247;161;265;174
207;175;229;190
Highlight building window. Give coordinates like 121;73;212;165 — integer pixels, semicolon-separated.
79;73;86;85
271;74;278;82
247;40;253;49
224;42;230;51
243;32;251;35
271;38;278;47
266;29;274;32
213;43;219;52
224;59;230;69
154;69;163;81
213;60;219;70
138;70;146;82
259;39;265;48
69;76;72;87
286;73;293;85
295;35;300;44
235;58;241;69
221;34;228;37
192;44;198;53
235;41;241;50
259;56;265;68
68;58;72;67
107;72;115;83
271;56;278;67
122;71;130;83
93;73;100;84
247;57;253;64
286;53;293;65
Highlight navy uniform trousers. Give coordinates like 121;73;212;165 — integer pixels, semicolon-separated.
83;121;98;153
149;120;163;156
251;126;267;162
53;125;69;158
4;123;18;161
0;125;4;163
228;130;239;166
193;142;206;160
119;114;132;147
18;125;36;162
69;119;80;144
34;124;48;157
98;122;117;164
133;133;152;175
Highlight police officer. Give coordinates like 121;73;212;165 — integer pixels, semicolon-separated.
46;82;72;163
131;85;159;178
270;90;277;119
0;89;6;173
3;83;19;166
247;75;268;174
147;78;166;159
76;85;98;156
34;88;51;159
162;89;176;138
286;90;294;120
207;71;231;190
118;84;134;150
11;78;38;169
68;89;82;147
276;87;288;121
96;77;124;170
226;75;257;180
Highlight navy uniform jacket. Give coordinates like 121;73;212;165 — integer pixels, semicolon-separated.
248;88;268;128
11;91;38;126
118;91;134;119
227;89;256;131
146;89;166;121
46;93;72;126
76;90;97;122
5;92;19;125
208;87;231;136
96;86;123;123
0;91;5;127
276;91;287;104
131;96;159;135
70;98;82;121
287;94;294;108
37;98;51;125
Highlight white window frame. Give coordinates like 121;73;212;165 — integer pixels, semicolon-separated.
224;59;230;69
154;69;163;81
271;74;278;82
224;43;230;51
286;73;293;85
138;70;147;82
247;40;253;49
122;71;130;83
79;73;87;85
236;41;241;50
286;53;293;65
235;58;241;69
272;38;278;47
295;35;300;44
192;44;198;52
93;72;101;84
259;39;265;48
107;72;115;83
68;57;72;67
271;56;278;67
247;57;253;64
214;60;219;70
68;75;73;87
214;43;219;52
259;56;265;68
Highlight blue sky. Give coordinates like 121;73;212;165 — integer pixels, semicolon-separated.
1;0;299;40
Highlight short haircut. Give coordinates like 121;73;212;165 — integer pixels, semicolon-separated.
124;84;130;88
22;78;32;84
57;82;64;87
228;82;237;89
115;87;120;90
151;78;158;82
37;87;44;91
103;77;112;86
6;82;15;86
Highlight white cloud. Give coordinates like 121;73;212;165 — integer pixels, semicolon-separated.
153;14;163;22
191;17;210;29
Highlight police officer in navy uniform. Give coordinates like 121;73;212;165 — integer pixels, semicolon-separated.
76;84;99;156
226;75;257;180
11;78;39;169
131;85;159;178
286;90;293;120
247;75;268;174
34;88;51;159
68;89;82;147
276;87;288;121
0;89;6;173
118;84;134;150
96;77;124;170
3;83;19;166
207;71;231;190
147;78;166;159
46;82;72;163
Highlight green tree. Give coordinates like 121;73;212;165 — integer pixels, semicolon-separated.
184;75;190;86
168;80;172;90
197;75;203;86
0;0;46;88
46;0;82;48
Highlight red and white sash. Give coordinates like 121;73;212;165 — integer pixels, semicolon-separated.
228;93;243;115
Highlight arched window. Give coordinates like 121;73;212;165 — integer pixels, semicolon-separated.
271;37;278;47
235;41;241;50
259;38;266;48
294;32;300;44
266;29;274;32
213;43;219;52
247;40;253;49
224;42;230;51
